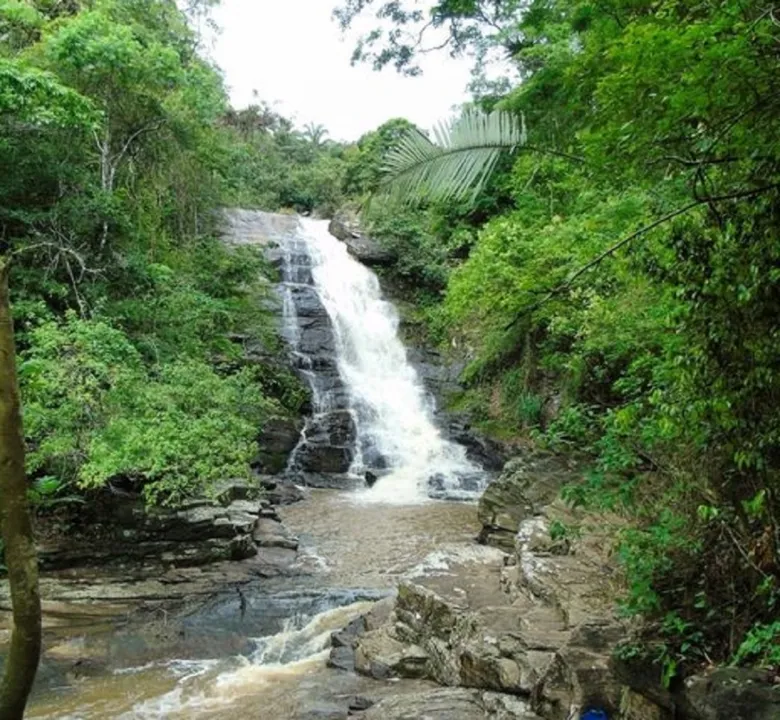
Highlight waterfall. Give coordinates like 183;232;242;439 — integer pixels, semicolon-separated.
294;218;483;503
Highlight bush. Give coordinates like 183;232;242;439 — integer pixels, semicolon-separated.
21;314;271;505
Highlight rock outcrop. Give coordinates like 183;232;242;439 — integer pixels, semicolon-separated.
477;453;583;550
332;492;625;718
679;669;780;720
328;210;395;267
38;481;300;572
331;452;780;719
294;409;357;475
253;415;303;474
361;688;543;720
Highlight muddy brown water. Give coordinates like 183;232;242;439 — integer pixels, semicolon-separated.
21;491;480;719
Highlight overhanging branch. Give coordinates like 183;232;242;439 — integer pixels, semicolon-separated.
504;183;780;330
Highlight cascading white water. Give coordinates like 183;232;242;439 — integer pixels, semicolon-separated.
298;218;482;504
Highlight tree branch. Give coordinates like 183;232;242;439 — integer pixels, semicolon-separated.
504;183;780;330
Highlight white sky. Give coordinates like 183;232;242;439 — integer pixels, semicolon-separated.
208;0;473;142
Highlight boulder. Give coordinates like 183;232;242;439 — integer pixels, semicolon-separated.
257;475;307;506
477;453;580;549
328;211;395;267
252;517;299;551
254;415;303;474
354;627;430;679
679;669;780;720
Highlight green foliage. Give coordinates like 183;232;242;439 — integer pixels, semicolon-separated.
381;108;525;204
21;314;271;505
0;0;312;510
218;102;350;215
354;0;780;674
79;361;267;506
732;622;780;668
27;476;84;509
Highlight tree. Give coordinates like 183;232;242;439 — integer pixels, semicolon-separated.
37;1;192;246
334;0;523;83
303;122;328;148
381;108;524;202
0;258;40;720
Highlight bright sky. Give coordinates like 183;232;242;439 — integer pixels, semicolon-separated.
208;0;473;142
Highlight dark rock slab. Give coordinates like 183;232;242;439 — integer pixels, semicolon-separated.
295;445;354;474
679;669;780;720
329;212;395;267
254;415;303;474
328;646;356;672
294;473;363;490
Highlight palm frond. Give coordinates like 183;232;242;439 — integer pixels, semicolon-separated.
381;108;526;204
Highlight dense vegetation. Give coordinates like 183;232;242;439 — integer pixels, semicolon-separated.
340;0;780;679
0;0;360;509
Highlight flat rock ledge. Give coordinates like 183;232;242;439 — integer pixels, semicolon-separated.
330;453;780;720
2;478;305;634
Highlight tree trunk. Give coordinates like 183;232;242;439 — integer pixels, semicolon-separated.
0;257;41;720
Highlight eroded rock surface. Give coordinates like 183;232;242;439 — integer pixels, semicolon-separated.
329;453;631;719
360;688;542;720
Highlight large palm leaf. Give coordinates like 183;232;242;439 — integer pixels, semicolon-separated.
381;108;526;203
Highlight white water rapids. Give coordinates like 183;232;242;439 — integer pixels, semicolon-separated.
297;218;483;503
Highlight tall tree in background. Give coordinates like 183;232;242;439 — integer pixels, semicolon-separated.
303;122;329;148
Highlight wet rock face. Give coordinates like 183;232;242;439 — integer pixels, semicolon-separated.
293;409;357;475
253;415;303;474
328;211;395;267
275;227;360;487
445;416;507;471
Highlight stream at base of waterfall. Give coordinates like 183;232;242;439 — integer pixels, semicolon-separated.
23;214;490;719
26;493;486;719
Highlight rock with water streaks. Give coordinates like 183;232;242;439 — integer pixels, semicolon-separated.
253;415;303;474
